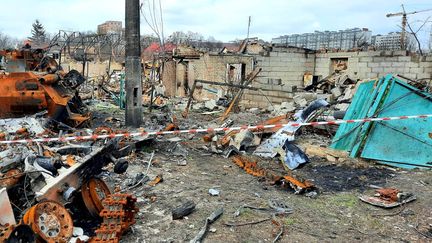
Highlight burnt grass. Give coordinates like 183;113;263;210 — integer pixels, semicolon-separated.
297;162;394;192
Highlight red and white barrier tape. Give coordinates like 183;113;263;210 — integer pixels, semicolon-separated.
1;114;431;145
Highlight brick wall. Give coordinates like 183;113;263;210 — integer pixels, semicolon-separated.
242;47;313;108
314;50;432;81
255;47;315;87
241;84;295;108
61;60;123;77
162;60;176;97
245;50;432;108
173;53;254;99
166;47;432;108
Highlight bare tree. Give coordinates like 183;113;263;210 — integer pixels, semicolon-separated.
406;16;431;55
141;34;159;49
0;32;20;49
140;0;165;51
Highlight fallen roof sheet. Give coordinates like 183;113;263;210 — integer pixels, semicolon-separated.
331;74;432;168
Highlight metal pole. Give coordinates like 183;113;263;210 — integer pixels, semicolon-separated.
125;0;143;126
401;4;407;50
401;14;407;50
82;53;86;75
246;16;251;41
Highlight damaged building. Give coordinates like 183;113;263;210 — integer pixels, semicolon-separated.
159;42;432;110
0;3;432;240
1;35;432;242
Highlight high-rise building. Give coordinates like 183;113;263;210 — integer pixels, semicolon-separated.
371;32;416;50
97;21;123;35
272;28;372;50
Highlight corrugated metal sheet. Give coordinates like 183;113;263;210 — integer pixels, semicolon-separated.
331;74;432;168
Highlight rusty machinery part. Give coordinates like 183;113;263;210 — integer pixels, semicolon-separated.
0;59;89;128
0;224;14;242
0;49;59;73
81;178;112;217
0;224;36;243
90;194;138;243
22;200;73;242
375;188;400;202
0;168;23;188
231;155;314;193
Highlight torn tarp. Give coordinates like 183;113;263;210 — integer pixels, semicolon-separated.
253;99;329;169
282;141;309;170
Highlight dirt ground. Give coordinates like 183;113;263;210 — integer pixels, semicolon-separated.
91;104;432;243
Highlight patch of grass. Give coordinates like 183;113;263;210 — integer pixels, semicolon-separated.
364;215;385;231
238;208;256;220
284;217;297;226
329;194;358;208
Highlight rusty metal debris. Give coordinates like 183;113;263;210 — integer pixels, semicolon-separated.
81;178;112;218
148;174;163;187
0;224;14;242
0;224;35;242
0;48;91;129
22;200;74;242
277;175;315;194
359;188;416;208
232;155;315;194
90;194;138;242
0;168;22;188
0;116;139;242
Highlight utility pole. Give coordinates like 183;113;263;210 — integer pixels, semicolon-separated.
400;5;407;50
246;16;251;40
125;0;143;127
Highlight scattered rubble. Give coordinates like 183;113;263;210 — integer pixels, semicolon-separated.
172;201;196;220
1;40;431;242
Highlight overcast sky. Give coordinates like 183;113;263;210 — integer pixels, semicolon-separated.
0;0;431;45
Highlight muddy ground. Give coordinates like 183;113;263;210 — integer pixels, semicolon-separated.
91;103;432;242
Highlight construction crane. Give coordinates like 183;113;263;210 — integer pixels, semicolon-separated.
386;4;432;49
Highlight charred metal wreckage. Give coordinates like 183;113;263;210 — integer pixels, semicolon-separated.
0;48;91;129
0;124;139;242
0;47;138;242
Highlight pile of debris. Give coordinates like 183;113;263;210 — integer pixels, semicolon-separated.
1;43;431;242
0;48;142;242
0;116;143;242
